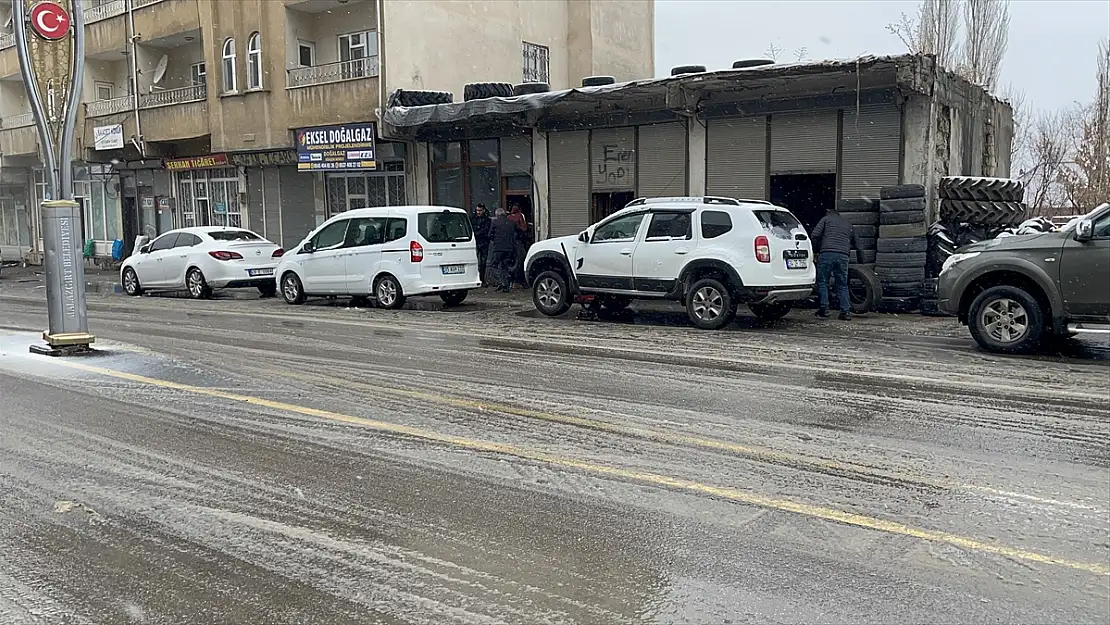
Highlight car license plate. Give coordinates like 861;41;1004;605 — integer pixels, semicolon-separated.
248;268;274;277
786;258;808;270
441;264;465;275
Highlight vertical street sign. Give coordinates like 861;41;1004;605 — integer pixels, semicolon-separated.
15;0;96;355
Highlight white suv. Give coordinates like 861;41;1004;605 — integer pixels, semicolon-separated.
276;205;480;308
524;196;816;329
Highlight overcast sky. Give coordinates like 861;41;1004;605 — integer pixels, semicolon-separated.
655;0;1110;114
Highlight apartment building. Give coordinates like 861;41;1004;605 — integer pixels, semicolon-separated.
0;0;654;263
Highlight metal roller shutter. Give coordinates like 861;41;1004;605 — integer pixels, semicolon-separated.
637;122;686;197
277;166;316;250
770;110;838;174
547;130;590;237
262;167;282;245
706;117;767;200
840;104;901;200
589;126;636;192
500;135;532;175
246;169;264;237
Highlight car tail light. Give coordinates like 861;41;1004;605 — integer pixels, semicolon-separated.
410;240;423;263
272;248;285;258
208;250;244;261
754;235;771;263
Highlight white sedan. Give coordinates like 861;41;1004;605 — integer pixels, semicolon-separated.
121;227;284;299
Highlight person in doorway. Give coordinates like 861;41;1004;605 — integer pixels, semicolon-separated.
471;203;491;285
508;203;529;287
487;207;517;293
810;206;864;320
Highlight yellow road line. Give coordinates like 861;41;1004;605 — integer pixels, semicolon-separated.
53;359;1110;577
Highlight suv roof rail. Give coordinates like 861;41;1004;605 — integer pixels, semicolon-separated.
625;196;743;208
733;198;774;205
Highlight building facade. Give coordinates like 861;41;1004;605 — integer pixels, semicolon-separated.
382;55;1014;242
0;0;654;263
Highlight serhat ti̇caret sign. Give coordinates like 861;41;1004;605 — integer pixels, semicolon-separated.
29;2;72;40
164;154;230;171
295;122;376;172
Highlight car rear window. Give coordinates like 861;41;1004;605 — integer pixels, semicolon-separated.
418;211;472;243
208;230;261;241
754;210;802;240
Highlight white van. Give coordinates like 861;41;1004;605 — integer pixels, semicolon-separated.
275;205;480;308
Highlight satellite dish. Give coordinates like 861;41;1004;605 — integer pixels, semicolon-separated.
152;54;168;84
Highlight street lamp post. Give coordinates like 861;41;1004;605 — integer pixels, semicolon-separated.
13;0;96;356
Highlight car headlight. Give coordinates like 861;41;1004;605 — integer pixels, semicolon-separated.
940;252;980;275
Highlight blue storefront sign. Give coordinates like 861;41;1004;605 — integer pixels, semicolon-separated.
294;122;377;172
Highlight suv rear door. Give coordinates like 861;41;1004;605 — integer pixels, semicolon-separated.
1059;209;1110;318
632;210;693;293
752;208;812;284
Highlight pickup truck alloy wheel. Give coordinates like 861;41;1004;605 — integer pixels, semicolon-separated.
968;285;1044;354
122;268;143;296
687;278;735;330
532;271;571;316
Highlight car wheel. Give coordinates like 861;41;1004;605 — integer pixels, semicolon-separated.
968;285;1045;354
532;270;571;316
374;274;406;309
440;290;468;307
121;267;143;296
687;278;736;330
186;268;211;300
748;301;792;322
598;295;632;312
257;282;277;298
281;272;306;305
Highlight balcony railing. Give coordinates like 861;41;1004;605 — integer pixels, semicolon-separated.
133;0;166;6
0;32;14;51
140;84;206;109
85;96;134;117
0;112;35;130
84;0;126;23
287;57;380;89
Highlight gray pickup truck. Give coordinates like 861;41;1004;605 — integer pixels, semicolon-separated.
937;202;1110;353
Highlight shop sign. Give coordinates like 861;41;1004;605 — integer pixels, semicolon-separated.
164;153;230;171
294;122;376;172
92;124;124;150
157;197;173;211
140;197;155;210
229;151;299;167
214;202;227;215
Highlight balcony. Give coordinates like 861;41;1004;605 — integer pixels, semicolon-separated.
140;84;205;109
84;0;126;24
287;57;380;89
86;95;134;117
0;32;13;51
1;112;34;129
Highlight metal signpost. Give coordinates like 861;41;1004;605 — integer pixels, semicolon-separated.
14;0;96;355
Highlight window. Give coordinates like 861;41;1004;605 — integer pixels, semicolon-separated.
701;211;732;239
208;230;260;241
646;212;692;240
190;62;206;87
221;38;236;93
174;233;201;247
311;220;349;250
247;32;262;90
95;82;113;100
175;168;240;228
297;41;315;67
432;140;510;210
324;171;407;216
1092;213;1110;238
384;218;407;243
754;209;803;240
419;211;472;243
522;41;549;83
149;233;179;251
338;31;377;78
593;213;644;243
342;217;386;247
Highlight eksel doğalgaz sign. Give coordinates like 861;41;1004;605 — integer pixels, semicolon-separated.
294;122;376;171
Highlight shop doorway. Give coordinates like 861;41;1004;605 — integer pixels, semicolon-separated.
591;191;635;224
769;173;837;233
121;197;138;256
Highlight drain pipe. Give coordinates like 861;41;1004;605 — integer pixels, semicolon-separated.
375;0;386;119
126;0;144;156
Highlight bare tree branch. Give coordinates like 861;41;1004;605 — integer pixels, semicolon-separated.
958;0;1010;90
793;47;808;63
765;43;782;62
887;0;961;68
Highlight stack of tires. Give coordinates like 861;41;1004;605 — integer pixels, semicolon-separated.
876;184;928;312
837;199;879;265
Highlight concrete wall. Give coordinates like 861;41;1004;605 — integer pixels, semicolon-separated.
84;59;129;101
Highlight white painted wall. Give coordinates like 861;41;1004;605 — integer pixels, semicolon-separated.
687;118;707;195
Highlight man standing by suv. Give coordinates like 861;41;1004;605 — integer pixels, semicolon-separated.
811;206;863;320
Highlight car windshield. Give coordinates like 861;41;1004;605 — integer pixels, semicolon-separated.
753;209;803;240
418;211;472;242
208;230;262;241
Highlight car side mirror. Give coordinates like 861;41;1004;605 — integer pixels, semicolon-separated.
578;231;589;243
139;244;151;254
301;241;316;253
1075;218;1094;241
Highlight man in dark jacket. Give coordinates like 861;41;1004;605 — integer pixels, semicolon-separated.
471;204;491;284
487;208;518;292
810;207;864;320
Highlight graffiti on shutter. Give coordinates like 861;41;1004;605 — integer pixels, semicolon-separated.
590;127;636;192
